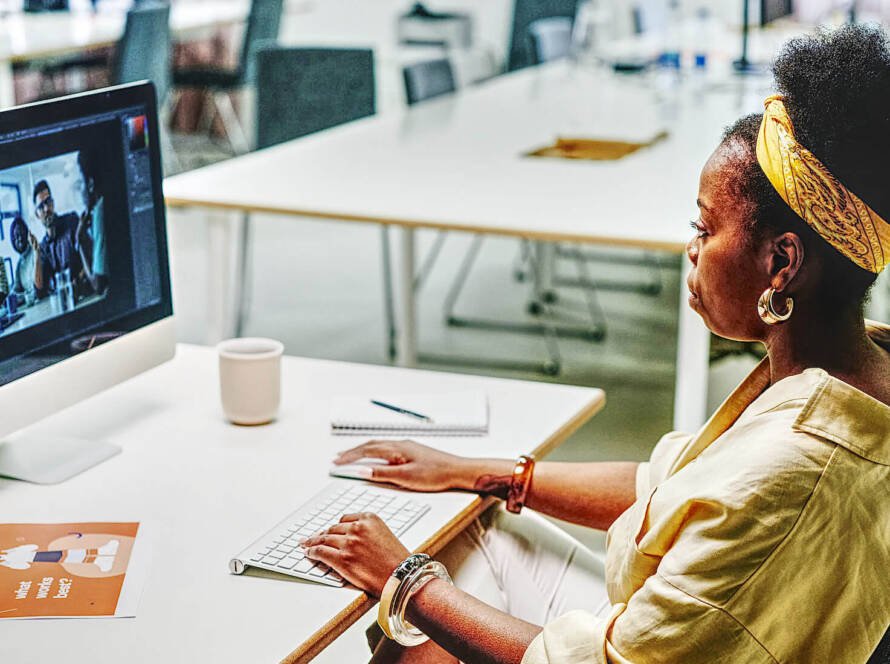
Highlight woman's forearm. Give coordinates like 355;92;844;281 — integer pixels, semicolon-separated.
457;459;639;531
405;578;541;664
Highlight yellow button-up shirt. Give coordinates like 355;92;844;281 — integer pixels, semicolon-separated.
524;323;890;663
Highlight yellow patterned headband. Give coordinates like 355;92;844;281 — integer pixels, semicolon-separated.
756;95;890;273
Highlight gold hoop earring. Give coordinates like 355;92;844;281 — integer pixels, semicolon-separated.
758;287;793;325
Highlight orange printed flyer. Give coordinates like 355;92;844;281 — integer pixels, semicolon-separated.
0;522;152;619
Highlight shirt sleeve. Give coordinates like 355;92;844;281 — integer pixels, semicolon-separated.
521;574;777;664
634;431;693;498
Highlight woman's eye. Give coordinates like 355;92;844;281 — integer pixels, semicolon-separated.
689;219;708;238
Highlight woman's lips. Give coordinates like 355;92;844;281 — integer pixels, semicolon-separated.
686;277;700;306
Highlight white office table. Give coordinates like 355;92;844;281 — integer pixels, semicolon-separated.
164;61;774;432
0;343;604;663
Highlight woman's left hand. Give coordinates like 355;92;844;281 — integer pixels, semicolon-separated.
301;513;409;598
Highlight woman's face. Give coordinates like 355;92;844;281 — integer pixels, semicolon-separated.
686;144;771;342
11;222;27;254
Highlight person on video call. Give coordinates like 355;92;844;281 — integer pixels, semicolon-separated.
76;149;108;294
33;178;97;299
10;216;39;305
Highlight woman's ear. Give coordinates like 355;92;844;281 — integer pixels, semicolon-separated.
768;232;805;291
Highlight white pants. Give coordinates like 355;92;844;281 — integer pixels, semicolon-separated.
365;506;610;657
435;505;611;625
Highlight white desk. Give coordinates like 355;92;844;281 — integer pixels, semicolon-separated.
164;61;774;432
0;0;288;108
0;343;604;662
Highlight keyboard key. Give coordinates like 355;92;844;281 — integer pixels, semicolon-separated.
294;559;315;573
309;564;330;577
277;558;298;570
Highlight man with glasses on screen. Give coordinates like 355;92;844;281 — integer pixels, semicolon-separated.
33;179;97;300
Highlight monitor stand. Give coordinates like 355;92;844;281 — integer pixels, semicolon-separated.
0;436;121;484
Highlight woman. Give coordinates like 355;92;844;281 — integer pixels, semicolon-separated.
303;25;890;663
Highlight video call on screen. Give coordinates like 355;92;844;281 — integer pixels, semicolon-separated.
0;104;164;383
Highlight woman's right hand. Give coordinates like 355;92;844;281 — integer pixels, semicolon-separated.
333;440;485;493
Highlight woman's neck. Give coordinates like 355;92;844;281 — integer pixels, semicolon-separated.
763;308;878;386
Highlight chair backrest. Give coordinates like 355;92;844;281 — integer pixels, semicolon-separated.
239;0;285;85
507;0;580;71
527;16;573;65
867;625;890;664
113;2;172;103
254;47;375;150
403;58;456;106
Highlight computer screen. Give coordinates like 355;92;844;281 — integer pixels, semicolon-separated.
0;83;172;388
761;0;793;25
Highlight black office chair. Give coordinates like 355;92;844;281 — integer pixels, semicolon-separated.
229;47;377;337
506;0;580;71
115;3;179;174
173;0;284;154
403;58;456;106
255;47;375;149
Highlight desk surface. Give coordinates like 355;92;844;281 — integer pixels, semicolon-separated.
0;343;604;663
164;61;774;251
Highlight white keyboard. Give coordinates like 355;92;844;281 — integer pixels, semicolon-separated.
228;481;431;586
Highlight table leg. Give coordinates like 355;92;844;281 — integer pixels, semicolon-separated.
0;60;15;109
205;209;245;343
533;241;556;302
395;226;418;367
673;260;710;432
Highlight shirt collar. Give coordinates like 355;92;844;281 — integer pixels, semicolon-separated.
670;321;890;473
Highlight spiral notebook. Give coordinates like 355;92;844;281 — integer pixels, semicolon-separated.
330;391;489;436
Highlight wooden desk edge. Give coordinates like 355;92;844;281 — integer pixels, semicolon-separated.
163;196;686;254
280;389;606;664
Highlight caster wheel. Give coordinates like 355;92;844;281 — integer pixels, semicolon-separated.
543;361;560;376
527;301;543;315
541;290;558;304
585;329;606;342
643;284;662;296
514;270;527;282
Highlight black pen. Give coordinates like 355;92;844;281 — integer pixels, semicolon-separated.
370;399;433;422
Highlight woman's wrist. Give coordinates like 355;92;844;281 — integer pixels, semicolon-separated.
458;458;514;496
403;575;451;626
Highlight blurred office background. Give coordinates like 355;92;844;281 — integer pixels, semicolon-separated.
3;0;888;460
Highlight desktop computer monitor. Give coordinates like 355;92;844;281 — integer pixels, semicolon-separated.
0;82;174;484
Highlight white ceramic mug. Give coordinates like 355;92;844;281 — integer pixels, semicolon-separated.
217;337;284;425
